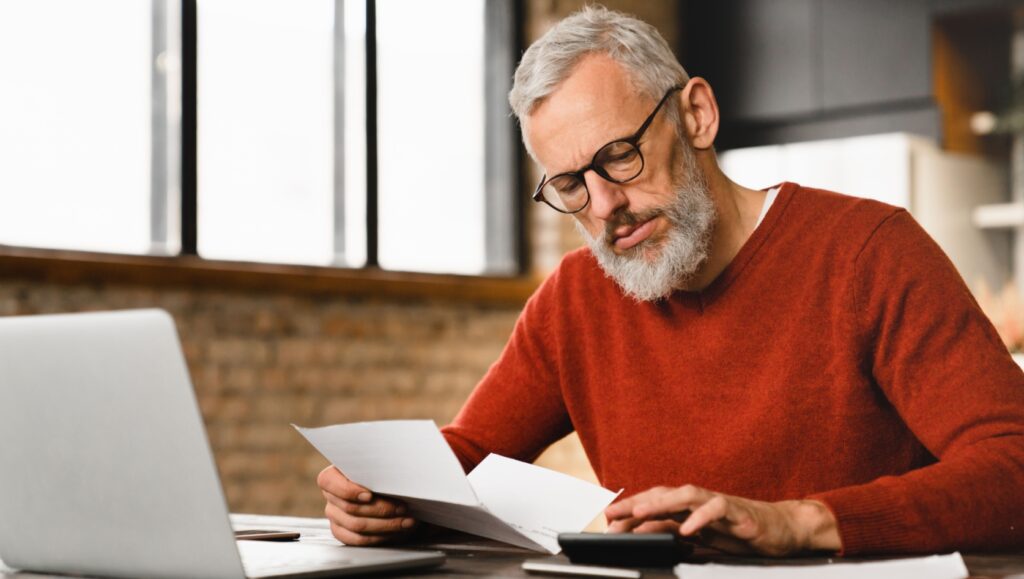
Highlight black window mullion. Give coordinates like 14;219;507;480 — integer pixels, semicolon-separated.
364;0;378;268
512;0;527;274
181;0;198;256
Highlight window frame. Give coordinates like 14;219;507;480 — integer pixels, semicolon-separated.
180;0;525;274
0;0;530;303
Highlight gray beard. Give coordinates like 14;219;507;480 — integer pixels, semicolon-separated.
575;142;717;302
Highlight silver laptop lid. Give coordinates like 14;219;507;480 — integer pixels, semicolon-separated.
0;309;245;579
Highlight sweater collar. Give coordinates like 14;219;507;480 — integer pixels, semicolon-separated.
672;181;798;308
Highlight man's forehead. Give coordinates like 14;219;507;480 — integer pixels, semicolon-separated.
525;54;651;173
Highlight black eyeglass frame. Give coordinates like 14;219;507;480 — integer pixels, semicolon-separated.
532;84;684;214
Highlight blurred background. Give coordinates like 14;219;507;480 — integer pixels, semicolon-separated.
2;0;1024;518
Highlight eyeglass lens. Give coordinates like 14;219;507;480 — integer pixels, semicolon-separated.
539;140;643;213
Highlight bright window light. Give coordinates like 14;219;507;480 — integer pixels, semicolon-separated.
196;0;337;266
342;0;367;267
376;0;486;274
0;0;152;254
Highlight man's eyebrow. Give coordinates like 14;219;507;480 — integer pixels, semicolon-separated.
551;157;588;177
551;129;635;176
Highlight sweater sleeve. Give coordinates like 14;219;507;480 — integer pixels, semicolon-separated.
440;265;574;473
810;210;1024;555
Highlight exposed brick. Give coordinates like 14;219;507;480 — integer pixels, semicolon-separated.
275;338;318;366
424;370;482;397
252;395;319;424
217;452;264;480
233;479;295;513
260;367;291;392
214;396;254;422
368;368;421;395
224;366;259;392
206;423;244;450
180;340;204;365
206;339;249;365
242;424;305;450
193;366;225;393
316;369;360;395
321;397;374;424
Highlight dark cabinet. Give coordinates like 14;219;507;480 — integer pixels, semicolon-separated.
686;0;933;121
820;0;931;110
688;0;819;120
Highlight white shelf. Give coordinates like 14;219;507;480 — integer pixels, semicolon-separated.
973;202;1024;229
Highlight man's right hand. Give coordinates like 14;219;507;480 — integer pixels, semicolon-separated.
317;465;418;546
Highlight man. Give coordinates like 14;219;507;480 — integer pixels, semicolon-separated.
319;6;1024;556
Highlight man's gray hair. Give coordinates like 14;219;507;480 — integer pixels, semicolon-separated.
508;5;689;122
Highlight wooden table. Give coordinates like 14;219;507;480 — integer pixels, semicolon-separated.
3;514;1023;578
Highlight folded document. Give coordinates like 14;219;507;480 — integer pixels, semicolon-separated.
295;420;620;553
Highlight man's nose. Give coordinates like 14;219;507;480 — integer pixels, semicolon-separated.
583;171;628;221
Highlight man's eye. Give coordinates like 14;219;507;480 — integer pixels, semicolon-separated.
605;149;637;164
557;181;583;195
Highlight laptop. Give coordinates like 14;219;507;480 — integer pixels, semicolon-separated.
0;309;445;578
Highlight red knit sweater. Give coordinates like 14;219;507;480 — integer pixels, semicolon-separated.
442;182;1024;555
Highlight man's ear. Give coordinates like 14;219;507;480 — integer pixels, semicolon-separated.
678;77;719;150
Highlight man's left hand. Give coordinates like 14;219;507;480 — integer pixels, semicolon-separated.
604;484;841;557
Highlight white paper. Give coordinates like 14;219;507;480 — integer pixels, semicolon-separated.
295;420;619;554
468;454;622;553
295;420;477;505
674;552;968;579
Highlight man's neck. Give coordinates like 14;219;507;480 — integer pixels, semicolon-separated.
681;177;767;292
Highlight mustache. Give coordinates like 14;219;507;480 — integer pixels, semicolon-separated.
602;208;664;246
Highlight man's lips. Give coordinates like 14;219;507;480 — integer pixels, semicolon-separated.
612;217;658;250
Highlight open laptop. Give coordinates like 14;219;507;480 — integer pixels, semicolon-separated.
0;309;444;578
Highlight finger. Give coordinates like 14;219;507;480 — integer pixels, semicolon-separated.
632;520;681;534
317;466;373;503
328;518;410;547
322;490;408;518
605;498;639;520
633;485;713;520
605;517;644;534
679;495;730;536
325;502;417;537
328;521;390;546
605;487;673;519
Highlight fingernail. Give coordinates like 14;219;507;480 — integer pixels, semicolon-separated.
401;518;415;529
395;505;407;515
357;492;371;503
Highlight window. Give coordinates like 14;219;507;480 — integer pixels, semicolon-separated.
0;0;177;255
196;0;340;266
0;0;520;276
376;1;486;274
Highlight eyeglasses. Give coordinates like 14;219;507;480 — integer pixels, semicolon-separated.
533;84;683;214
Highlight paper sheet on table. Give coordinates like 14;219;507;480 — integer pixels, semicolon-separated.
675;552;968;579
294;420;619;554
